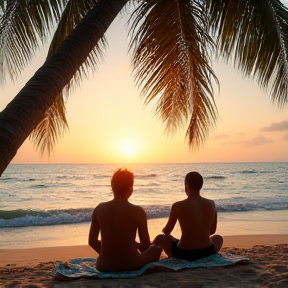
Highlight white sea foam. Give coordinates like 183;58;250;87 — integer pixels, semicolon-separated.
0;163;287;248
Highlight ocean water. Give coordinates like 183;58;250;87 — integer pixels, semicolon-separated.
1;163;288;249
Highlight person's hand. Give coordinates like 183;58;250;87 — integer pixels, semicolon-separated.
135;241;140;249
136;242;146;252
169;235;178;241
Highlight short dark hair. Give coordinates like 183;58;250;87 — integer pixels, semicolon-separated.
185;171;203;190
111;168;134;195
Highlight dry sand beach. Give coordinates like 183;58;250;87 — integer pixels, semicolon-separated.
1;234;288;288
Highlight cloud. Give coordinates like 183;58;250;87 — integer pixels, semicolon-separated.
261;120;288;132
212;134;230;140
236;135;273;147
282;133;288;141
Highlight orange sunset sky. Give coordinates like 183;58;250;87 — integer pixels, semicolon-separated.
1;13;288;165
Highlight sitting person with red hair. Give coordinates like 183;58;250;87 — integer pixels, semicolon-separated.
89;168;161;271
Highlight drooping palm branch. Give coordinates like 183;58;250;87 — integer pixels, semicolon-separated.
0;0;65;85
29;0;107;155
208;0;288;107
128;0;219;148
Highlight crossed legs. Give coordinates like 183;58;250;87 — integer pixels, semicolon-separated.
153;234;223;258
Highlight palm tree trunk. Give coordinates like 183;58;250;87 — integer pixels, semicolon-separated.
0;0;127;176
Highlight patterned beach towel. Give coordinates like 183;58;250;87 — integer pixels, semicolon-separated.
52;253;249;281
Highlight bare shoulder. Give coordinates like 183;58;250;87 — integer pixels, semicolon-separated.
95;201;107;210
91;203;102;221
173;199;185;206
93;201;111;214
171;200;185;210
201;197;215;207
130;203;146;214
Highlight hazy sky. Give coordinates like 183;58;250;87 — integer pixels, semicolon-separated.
1;12;288;164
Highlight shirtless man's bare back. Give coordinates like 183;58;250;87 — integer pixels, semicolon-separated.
89;168;161;271
153;171;223;260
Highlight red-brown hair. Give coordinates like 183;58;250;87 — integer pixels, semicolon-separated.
111;168;134;195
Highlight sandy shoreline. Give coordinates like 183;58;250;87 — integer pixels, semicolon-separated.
1;234;288;287
1;234;287;267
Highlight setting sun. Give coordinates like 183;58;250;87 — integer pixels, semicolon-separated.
118;138;138;156
122;143;136;155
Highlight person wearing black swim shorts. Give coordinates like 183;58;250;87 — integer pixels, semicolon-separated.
153;171;223;260
171;239;216;261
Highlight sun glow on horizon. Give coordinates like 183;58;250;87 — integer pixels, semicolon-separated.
118;137;139;157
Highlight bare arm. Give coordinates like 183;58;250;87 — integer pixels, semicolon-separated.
210;202;218;235
137;208;151;252
162;204;177;235
88;207;101;254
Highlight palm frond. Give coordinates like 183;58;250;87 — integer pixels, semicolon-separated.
209;0;288;107
128;0;218;148
0;0;65;85
29;94;68;156
48;0;107;92
30;0;107;155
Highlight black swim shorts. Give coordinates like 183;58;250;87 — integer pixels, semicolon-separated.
171;241;216;261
